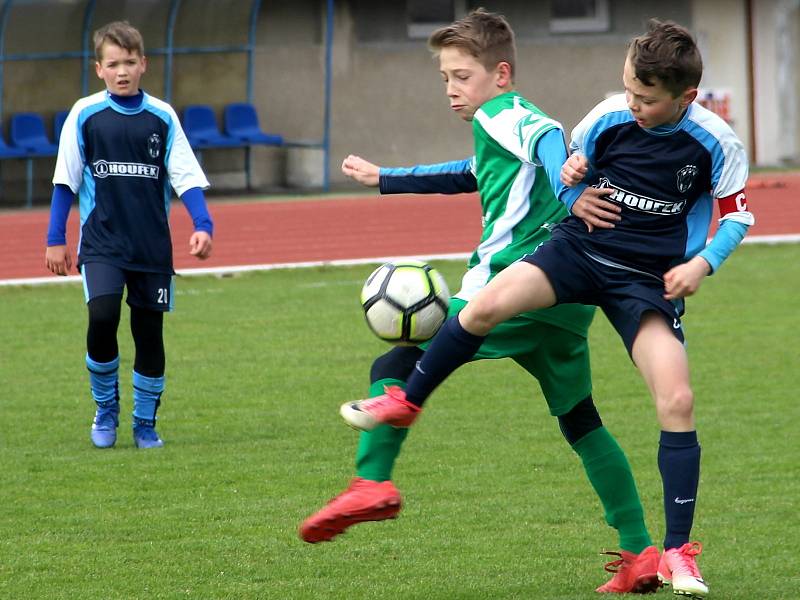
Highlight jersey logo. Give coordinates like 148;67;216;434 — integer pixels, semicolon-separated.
540;222;555;232
596;177;686;215
93;160;160;180
676;164;699;193
514;113;549;154
147;133;162;159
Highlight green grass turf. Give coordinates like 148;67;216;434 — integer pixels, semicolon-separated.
1;243;798;599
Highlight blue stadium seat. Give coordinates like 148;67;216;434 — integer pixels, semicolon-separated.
182;105;241;149
53;110;69;144
10;112;58;156
224;103;283;146
0;131;26;158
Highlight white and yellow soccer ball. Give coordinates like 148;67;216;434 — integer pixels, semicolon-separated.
360;260;450;346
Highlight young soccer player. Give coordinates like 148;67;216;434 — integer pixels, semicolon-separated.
45;21;213;449
301;9;662;594
342;18;754;599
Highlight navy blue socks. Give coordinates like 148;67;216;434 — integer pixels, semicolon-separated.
404;316;485;406
658;430;701;549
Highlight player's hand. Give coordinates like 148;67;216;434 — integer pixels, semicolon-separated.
560;153;589;187
571;187;620;233
45;245;73;276
341;154;380;187
189;231;212;260
663;256;711;300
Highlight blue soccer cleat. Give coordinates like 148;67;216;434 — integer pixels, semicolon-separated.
133;418;164;449
91;401;120;448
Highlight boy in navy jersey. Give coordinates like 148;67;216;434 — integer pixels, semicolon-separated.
341;19;753;599
45;21;213;449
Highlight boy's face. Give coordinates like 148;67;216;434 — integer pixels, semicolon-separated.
95;42;147;96
438;46;511;122
622;56;697;129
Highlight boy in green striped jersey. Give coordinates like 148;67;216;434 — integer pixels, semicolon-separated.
302;9;658;593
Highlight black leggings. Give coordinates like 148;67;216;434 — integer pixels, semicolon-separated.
87;295;165;377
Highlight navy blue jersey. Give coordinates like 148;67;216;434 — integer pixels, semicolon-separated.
53;91;209;274
561;94;752;276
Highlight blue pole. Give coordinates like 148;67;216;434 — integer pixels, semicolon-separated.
0;0;15;123
164;0;181;104
81;0;96;96
246;0;262;104
244;0;262;189
322;0;334;191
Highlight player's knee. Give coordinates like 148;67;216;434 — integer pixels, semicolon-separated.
370;346;424;383
460;296;497;335
558;395;603;445
657;387;695;420
87;294;122;329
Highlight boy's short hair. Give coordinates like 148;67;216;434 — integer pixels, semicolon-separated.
628;19;702;97
94;21;144;61
428;8;516;80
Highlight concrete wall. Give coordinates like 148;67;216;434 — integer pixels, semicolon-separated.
691;0;752;157
752;0;800;165
1;0;794;207
321;0;692;183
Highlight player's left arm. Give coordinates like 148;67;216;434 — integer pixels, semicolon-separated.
663;192;753;299
162;105;214;260
180;187;213;259
664;135;754;300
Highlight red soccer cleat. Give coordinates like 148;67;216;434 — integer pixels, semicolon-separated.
339;386;422;431
596;545;661;594
299;477;402;543
658;542;708;598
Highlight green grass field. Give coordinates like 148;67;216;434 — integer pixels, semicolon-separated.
1;243;798;599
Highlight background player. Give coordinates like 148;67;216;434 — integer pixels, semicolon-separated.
45;21;213;449
343;19;754;599
301;9;661;593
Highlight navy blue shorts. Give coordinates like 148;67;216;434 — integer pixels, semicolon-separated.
81;262;174;312
521;236;684;355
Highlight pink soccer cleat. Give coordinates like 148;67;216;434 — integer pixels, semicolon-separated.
339;386;421;431
299;477;402;543
658;541;708;598
596;545;661;594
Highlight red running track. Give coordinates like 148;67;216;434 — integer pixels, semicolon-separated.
1;172;798;283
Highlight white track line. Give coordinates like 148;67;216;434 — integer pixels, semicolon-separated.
2;234;798;288
0;252;471;287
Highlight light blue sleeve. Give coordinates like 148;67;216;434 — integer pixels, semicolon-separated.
534;128;587;212
697;219;749;273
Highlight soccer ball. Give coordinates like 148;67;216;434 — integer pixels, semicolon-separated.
360;260;450;345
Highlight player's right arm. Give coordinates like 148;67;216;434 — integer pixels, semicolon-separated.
47;103;84;275
342;154;477;195
45;184;75;275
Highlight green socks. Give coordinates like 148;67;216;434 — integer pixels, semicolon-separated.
572;427;653;553
355;379;409;482
353;381;652;554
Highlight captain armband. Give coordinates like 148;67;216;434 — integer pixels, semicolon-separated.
717;189;755;226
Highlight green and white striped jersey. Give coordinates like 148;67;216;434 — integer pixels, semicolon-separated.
459;91;593;337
